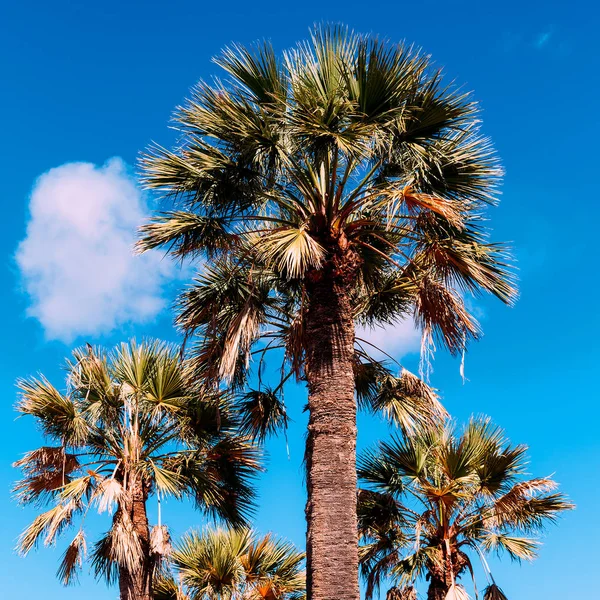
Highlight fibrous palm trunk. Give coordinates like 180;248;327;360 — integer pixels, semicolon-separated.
427;578;449;600
118;482;152;600
304;257;359;600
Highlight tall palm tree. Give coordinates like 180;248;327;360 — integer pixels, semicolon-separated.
357;418;573;600
14;340;259;600
137;26;516;600
154;527;305;599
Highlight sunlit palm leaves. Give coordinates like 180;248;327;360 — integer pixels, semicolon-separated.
14;340;260;589
156;527;305;600
357;418;573;598
138;25;516;407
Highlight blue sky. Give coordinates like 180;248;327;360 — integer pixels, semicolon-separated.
1;0;598;598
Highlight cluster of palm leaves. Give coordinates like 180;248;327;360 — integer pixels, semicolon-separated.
154;527;305;600
137;24;516;394
357;419;573;600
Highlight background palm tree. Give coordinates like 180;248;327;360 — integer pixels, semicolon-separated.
357;418;573;600
154;527;305;600
138;26;516;600
14;340;259;600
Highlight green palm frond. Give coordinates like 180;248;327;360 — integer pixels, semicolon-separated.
17;378;89;446
171;527;305;600
368;369;446;432
391;546;438;586
480;533;539;561
485;478;574;532
137;211;235;258
215;41;287;106
233;388;289;442
252;227;325;279
154;573;188;600
172;528;250;597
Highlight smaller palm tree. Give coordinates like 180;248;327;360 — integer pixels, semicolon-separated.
154;527;305;600
14;340;260;600
357;418;573;600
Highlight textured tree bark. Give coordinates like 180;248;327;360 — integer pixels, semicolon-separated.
304;264;359;600
427;578;449;600
118;482;152;600
426;546;468;600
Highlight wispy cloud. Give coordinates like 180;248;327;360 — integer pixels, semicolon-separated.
499;25;565;55
16;158;176;343
535;28;554;49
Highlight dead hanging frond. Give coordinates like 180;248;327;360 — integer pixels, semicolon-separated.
93;477;124;515
413;276;480;356
219;298;263;383
57;530;87;585
446;584;471;600
284;312;306;380
17;499;80;555
373;184;464;229
13;447;80;506
386;586;417;600
151;524;172;573
483;583;508;600
92;511;145;579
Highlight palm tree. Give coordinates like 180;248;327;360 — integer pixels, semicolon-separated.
154;527;305;599
137;26;516;600
14;340;259;600
357;418;573;600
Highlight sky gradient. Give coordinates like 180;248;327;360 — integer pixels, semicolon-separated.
1;1;598;598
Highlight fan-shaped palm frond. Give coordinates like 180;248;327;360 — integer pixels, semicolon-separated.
165;527;305;600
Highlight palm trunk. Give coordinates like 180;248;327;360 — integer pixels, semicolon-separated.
427;549;465;600
427;577;449;600
304;267;359;600
118;482;152;600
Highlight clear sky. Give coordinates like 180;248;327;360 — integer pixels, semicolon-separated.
1;1;598;598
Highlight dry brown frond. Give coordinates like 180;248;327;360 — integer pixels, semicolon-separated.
57;530;87;585
13;447;80;505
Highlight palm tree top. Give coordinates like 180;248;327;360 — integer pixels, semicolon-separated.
14;339;260;587
155;526;305;600
357;417;573;599
137;25;516;394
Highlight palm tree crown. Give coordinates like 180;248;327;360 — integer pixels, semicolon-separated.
14;340;259;597
357;418;573;600
155;527;305;600
138;25;516;388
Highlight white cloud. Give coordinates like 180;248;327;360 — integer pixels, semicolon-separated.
356;319;421;362
16;158;175;343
